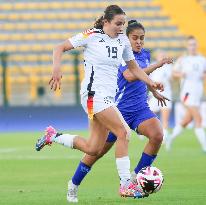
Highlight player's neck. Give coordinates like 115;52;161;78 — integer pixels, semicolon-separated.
103;27;118;38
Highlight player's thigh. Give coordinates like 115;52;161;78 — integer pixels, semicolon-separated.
187;106;202;125
87;117;109;153
95;106;130;139
181;106;193;126
138;117;163;142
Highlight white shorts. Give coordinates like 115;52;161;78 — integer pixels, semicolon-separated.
180;90;203;107
81;91;115;116
81;91;131;140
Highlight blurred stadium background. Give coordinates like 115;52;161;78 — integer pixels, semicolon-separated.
0;0;206;131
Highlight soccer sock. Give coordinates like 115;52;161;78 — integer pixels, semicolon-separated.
52;133;76;148
72;161;91;186
171;124;183;140
194;128;206;151
116;156;131;186
163;128;168;143
134;152;157;174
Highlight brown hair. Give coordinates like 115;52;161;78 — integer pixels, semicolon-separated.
94;5;125;29
126;20;145;36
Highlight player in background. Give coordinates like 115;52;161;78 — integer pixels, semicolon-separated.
149;49;173;143
35;5;164;199
165;36;206;151
66;20;173;202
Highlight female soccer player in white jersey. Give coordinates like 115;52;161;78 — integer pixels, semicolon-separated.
35;5;164;198
149;49;173;142
166;36;206;151
65;20;173;202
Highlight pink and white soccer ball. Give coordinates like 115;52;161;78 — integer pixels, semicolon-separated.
135;166;164;194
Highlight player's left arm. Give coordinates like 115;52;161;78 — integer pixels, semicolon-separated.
126;60;164;91
123;58;173;82
144;57;173;75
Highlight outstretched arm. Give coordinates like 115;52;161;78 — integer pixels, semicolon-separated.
123;58;173;82
50;40;74;91
126;60;163;91
144;57;173;75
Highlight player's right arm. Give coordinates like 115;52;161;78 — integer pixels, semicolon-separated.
50;40;74;91
50;30;90;91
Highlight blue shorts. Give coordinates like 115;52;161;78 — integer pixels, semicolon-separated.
106;107;156;143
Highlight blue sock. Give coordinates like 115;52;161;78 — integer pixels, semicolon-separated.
134;152;157;174
72;161;91;186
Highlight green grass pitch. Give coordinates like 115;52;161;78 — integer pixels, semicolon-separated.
0;129;206;205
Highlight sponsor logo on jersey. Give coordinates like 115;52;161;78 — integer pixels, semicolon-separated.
99;38;105;42
117;39;122;46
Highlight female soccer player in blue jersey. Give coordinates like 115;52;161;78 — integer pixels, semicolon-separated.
66;20;172;202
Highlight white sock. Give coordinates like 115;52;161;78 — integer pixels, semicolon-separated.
69;180;78;189
116;156;130;186
194;128;206;151
171;125;183;140
163;128;168;143
53;134;76;148
165;125;183;151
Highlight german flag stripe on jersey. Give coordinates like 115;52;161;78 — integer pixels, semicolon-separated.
87;95;94;120
82;28;104;39
87;66;95;120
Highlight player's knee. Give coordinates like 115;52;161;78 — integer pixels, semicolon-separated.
150;131;163;145
116;125;131;140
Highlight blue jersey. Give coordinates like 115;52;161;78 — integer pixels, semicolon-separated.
115;48;150;113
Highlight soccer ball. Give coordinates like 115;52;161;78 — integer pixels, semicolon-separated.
135;166;164;195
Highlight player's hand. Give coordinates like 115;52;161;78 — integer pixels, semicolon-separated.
148;81;164;92
152;91;170;107
49;66;62;91
158;57;173;67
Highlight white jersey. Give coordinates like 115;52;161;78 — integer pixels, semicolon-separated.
150;63;172;99
69;28;135;97
174;54;206;106
149;64;172;112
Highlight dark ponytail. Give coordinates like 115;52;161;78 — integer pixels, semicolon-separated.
126;20;145;36
94;16;104;29
94;5;125;29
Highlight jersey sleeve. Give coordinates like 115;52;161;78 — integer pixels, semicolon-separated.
122;36;135;62
69;29;93;48
119;61;128;73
